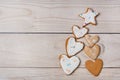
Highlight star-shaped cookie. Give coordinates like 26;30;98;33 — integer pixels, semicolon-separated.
79;8;99;26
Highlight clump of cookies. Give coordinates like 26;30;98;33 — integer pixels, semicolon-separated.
59;8;103;76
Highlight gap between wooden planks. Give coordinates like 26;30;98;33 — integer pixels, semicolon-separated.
0;0;119;79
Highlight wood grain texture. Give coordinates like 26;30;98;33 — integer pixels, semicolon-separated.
0;0;120;4
0;0;119;79
0;34;119;67
0;3;119;32
0;68;119;80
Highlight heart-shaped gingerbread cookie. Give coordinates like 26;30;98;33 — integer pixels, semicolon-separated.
84;44;100;60
66;37;84;56
85;34;99;47
85;59;103;76
72;25;88;39
59;55;80;75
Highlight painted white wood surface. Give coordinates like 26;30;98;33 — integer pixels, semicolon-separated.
0;68;119;80
0;1;119;32
0;0;119;80
0;34;119;68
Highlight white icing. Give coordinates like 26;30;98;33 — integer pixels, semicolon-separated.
80;8;98;24
60;55;80;74
73;25;88;38
67;37;84;56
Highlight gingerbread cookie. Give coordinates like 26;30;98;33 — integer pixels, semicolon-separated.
79;8;99;26
66;37;84;56
59;8;103;76
85;34;99;47
59;55;80;75
72;25;88;39
85;59;103;76
84;44;100;60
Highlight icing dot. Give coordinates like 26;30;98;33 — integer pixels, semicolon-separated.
80;14;82;16
88;16;91;19
67;63;71;66
71;46;75;48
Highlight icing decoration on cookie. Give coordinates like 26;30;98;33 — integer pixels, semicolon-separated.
85;34;99;47
85;59;103;76
84;44;100;60
59;8;103;76
72;25;88;39
79;8;99;26
66;37;84;56
59;55;80;75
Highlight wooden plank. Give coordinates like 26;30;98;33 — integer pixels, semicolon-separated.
0;34;119;67
0;4;119;32
0;68;119;80
0;0;120;4
24;21;120;33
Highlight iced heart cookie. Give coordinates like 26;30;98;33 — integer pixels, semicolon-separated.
85;34;99;47
72;25;88;39
59;55;80;75
85;59;103;76
84;44;100;60
79;8;99;26
66;37;84;56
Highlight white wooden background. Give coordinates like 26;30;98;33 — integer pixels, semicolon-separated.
0;0;119;80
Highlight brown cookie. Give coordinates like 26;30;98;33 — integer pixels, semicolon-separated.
84;44;100;60
85;59;103;76
85;34;99;47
